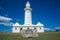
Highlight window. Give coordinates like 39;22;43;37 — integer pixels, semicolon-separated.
34;28;36;29
15;27;17;30
20;28;22;30
27;27;29;29
40;27;41;29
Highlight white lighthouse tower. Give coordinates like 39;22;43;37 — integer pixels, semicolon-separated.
12;1;44;33
24;2;32;25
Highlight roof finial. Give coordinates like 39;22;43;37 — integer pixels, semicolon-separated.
26;1;30;7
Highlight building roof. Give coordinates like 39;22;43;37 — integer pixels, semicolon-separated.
26;1;30;7
37;22;44;26
13;22;20;26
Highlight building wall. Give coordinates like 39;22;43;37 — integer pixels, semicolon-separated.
12;26;44;33
12;27;20;33
36;27;44;32
23;27;27;29
29;27;34;29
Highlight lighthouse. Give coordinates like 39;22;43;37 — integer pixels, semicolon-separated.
12;1;44;33
24;1;32;25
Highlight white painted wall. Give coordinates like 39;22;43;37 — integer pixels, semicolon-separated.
12;27;20;33
29;27;34;29
23;27;27;29
36;27;44;32
12;26;44;33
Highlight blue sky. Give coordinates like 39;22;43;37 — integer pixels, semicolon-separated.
0;0;60;32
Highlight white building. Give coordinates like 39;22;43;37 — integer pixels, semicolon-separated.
12;1;44;33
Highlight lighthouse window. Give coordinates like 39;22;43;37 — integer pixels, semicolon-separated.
20;28;22;30
15;27;17;30
34;28;36;29
27;27;29;29
40;27;41;29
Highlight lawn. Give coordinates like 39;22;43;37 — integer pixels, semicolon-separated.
0;32;60;40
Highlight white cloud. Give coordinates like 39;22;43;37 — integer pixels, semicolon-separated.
55;27;60;29
44;28;51;31
0;16;13;26
0;22;14;26
4;22;14;26
0;16;12;21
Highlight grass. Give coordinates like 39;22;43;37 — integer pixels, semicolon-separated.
0;32;60;40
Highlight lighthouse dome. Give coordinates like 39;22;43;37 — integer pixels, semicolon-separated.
26;1;30;7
